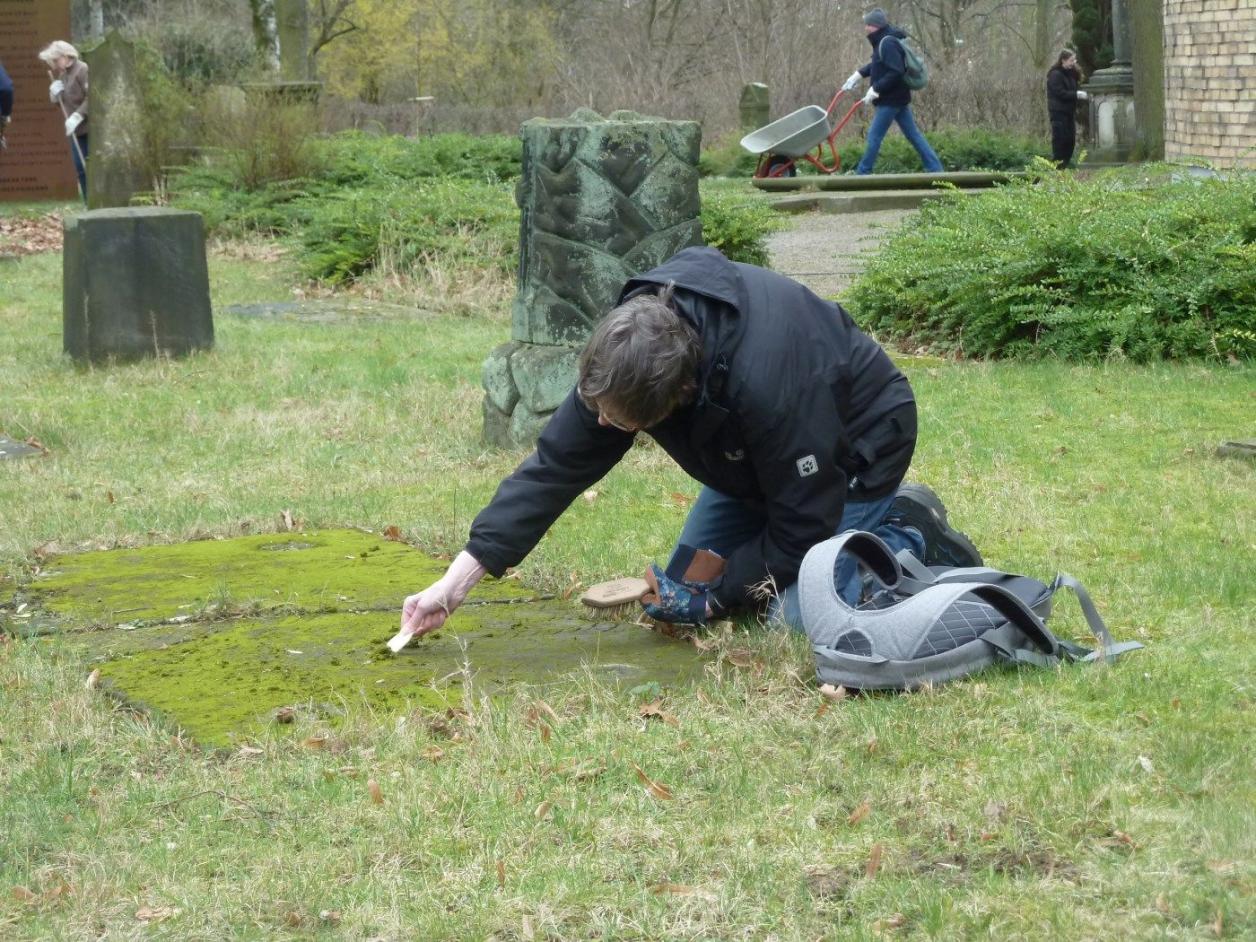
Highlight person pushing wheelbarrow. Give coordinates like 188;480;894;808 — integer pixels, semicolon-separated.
841;8;942;175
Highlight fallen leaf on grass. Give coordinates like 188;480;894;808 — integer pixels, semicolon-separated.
420;746;445;762
274;706;296;724
279;509;297;531
725;649;756;669
383;525;403;541
667;491;692;508
367;779;384;804
866;736;879;755
649;883;710;898
847;800;871;825
11;886;36;903
284;911;304;927
638;700;679;726
633;763;673;800
319;910;341;925
814;700;830;719
874;913;906;931
582;489;599;503
495;860;506;888
301;736;327;750
237;745;265;758
1138;755;1156;775
85;669;101;690
866;843;883;878
534;800;552;820
136;905;180;923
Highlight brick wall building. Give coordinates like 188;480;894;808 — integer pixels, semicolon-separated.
1162;0;1256;168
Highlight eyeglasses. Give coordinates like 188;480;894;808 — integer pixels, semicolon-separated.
596;407;638;433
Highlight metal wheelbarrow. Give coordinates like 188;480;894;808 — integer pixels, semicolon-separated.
739;87;864;178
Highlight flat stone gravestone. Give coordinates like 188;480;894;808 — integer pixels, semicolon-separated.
484;109;702;448
85;32;150;210
0;436;40;460
222;299;420;323
7;530;704;746
1216;439;1255;461
63;207;213;363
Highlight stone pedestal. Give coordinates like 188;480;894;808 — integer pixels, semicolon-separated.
483;109;702;448
85;32;150;210
63;208;214;363
739;83;770;133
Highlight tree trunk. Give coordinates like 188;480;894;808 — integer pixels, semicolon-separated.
249;0;282;72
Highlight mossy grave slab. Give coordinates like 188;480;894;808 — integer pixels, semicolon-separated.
6;530;703;747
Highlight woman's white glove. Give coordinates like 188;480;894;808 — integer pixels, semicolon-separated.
1076;89;1089;101
842;70;863;92
65;113;83;136
49;79;65;101
862;87;879;105
395;550;488;645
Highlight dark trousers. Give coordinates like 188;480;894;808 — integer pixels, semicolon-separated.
1050;118;1075;168
70;133;88;199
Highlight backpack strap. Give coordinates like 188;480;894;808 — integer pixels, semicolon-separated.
1049;573;1144;663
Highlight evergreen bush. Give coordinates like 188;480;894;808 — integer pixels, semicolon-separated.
847;165;1256;361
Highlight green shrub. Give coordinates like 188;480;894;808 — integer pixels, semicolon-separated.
298;179;517;284
847;165;1256;361
698;135;761;178
699;182;781;267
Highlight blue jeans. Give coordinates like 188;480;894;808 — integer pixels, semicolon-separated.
668;486;924;632
855;105;942;174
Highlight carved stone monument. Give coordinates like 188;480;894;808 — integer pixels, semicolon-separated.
1083;0;1137;163
85;33;148;209
482;110;702;447
63;207;214;363
0;0;79;201
739;83;769;134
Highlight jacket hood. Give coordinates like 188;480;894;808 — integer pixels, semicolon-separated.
867;25;907;46
618;245;743;312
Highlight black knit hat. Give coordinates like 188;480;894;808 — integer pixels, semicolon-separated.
863;8;890;28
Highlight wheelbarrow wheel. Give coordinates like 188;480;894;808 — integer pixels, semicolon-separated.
765;155;797;178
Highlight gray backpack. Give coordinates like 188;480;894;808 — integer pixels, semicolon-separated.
799;531;1142;691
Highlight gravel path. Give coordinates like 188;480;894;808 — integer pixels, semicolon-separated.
766;208;913;299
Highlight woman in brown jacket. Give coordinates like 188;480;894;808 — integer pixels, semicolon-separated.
39;40;88;198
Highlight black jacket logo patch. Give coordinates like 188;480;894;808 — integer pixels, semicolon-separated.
796;454;819;478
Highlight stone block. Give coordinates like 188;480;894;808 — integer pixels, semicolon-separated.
511;344;580;414
739;83;770;133
508;404;552;449
482;341;521;414
482;398;512;448
63;208;213;363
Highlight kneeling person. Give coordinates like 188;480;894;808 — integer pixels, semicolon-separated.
398;247;978;637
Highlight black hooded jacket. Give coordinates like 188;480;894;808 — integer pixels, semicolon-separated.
0;61;13;120
465;247;916;613
1046;65;1082;120
858;26;912;108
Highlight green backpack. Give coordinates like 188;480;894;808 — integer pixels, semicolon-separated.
881;35;928;90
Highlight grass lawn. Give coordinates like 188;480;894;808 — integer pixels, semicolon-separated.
0;203;1252;939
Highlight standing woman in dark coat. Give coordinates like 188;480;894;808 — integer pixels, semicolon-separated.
1046;50;1088;168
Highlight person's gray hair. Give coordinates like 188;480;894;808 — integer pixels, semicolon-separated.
38;41;79;65
577;283;701;429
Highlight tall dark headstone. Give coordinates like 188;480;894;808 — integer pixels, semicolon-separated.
85;32;148;209
482;110;702;447
0;0;79;201
63;207;214;363
739;83;770;134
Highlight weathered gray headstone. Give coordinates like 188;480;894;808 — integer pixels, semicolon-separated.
739;83;770;133
85;32;149;210
484;109;702;447
63;207;213;363
276;0;312;81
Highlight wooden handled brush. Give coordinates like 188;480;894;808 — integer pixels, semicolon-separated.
580;576;650;622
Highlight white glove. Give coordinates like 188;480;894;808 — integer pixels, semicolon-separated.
862;87;879;105
1076;90;1089;101
64;112;83;136
842;70;862;92
49;79;65;101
